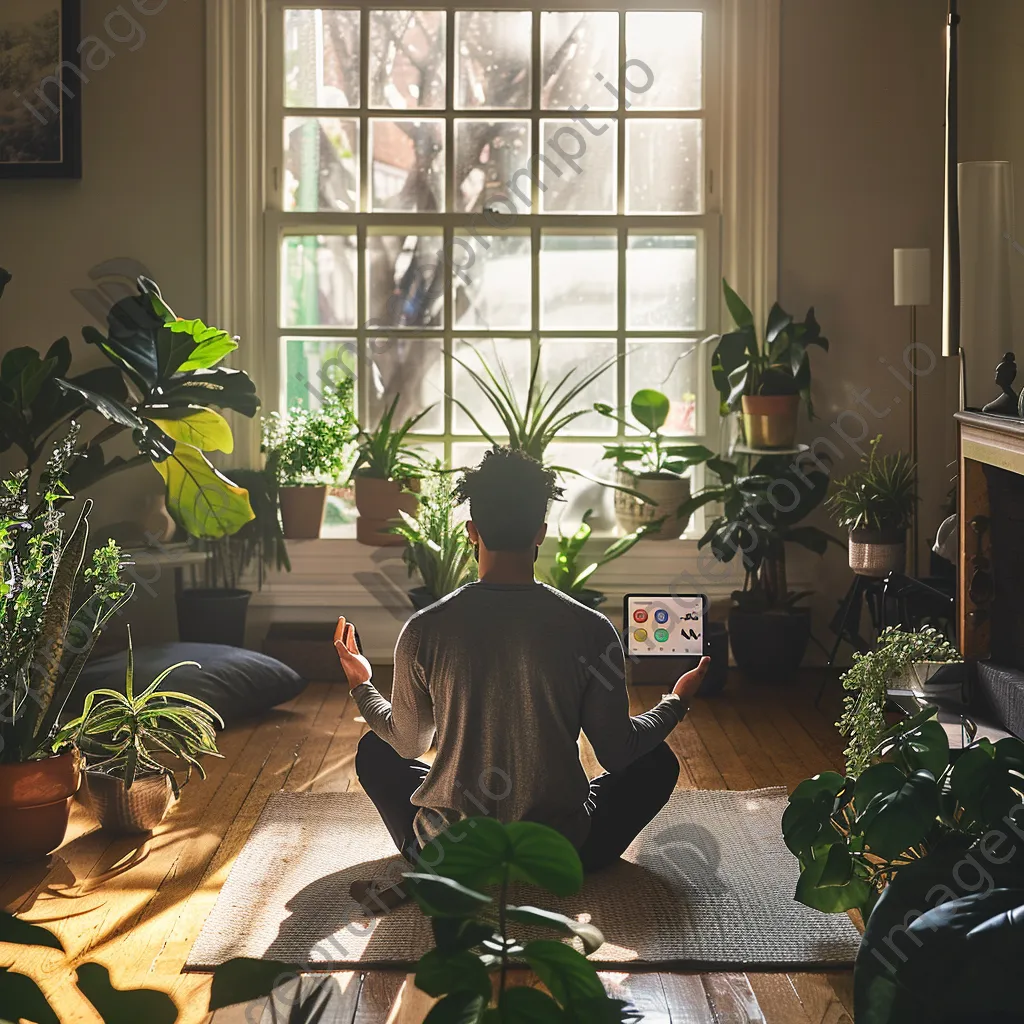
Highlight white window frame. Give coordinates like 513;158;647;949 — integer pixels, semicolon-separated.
207;0;779;514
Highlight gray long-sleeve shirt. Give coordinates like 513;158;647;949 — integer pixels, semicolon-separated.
352;581;686;848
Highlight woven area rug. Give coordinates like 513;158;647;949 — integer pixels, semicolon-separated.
186;788;861;972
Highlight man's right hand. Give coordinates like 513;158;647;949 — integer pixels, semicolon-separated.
672;656;711;701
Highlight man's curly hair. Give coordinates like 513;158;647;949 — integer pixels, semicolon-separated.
456;447;563;551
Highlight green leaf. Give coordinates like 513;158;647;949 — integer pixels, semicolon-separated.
523;941;605;1010
403;873;493;917
55;378;146;432
432;918;498;955
854;763;907;816
166;318;239;372
76;962;178;1024
208;957;303;1011
153;442;254;540
794;847;873;913
0;911;63;950
504;822;584;896
817;844;854;887
421;817;513;888
149;408;234;454
629;389;670;432
496;986;568;1023
722;279;754;329
0;967;60;1024
162;366;260;418
424;991;488;1024
505;906;604;954
415;949;492;1000
862;771;939;861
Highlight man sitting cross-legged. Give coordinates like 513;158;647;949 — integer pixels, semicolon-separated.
334;446;708;880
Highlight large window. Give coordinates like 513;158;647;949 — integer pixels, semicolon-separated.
265;2;721;522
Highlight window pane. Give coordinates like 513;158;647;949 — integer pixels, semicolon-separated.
626;11;703;111
537;340;618;436
285;9;360;107
540;235;617;329
541;12;619;111
366;338;445;433
453;235;531;330
627;119;703;214
282;338;356;412
452;338;531;434
369;10;446;110
625;341;700;436
367;234;445;328
456;120;531;213
543;443;615;531
455;11;532;109
284;117;358;212
540;119;616;214
627;235;699;329
370;118;445;212
281;235;357;327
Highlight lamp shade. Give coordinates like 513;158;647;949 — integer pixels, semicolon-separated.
894;248;932;307
959;160;1015;408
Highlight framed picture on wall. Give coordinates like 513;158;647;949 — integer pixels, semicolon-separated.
0;0;82;179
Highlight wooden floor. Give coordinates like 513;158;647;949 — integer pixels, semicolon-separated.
0;672;856;1024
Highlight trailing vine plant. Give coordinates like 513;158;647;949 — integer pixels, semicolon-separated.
838;626;961;775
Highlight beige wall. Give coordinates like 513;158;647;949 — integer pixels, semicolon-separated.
779;0;958;645
0;0;207;638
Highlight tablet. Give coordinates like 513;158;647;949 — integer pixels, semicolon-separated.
623;593;708;658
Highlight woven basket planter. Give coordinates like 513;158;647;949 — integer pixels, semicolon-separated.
81;771;175;835
613;471;691;540
849;527;906;578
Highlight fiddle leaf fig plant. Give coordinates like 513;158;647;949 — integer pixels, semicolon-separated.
0;269;260;539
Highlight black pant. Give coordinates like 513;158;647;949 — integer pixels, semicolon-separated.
354;731;680;872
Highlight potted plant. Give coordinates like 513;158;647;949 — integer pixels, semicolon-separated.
594;388;716;539
0;431;135;861
679;453;840;679
58;634;222;834
388;466;477;610
262;377;357;540
176;468;290;648
350;395;433;546
708;280;829;450
0;270;261;539
836;625;961;775
544;510;661;609
827;435;917;578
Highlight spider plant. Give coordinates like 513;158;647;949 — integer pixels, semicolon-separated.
388;466;477;602
452;345;647;499
545;509;663;604
57;633;223;796
350;394;433;482
826;435;917;534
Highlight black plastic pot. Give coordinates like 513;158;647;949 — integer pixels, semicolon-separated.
728;606;811;681
699;621;730;695
176;588;251;648
570;589;606;610
409;587;437;611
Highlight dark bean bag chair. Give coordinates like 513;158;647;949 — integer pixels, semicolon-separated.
64;643;308;728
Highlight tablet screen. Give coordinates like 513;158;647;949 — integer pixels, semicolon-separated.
624;595;705;657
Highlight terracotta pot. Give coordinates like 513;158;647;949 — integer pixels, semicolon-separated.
613;471;692;539
354;475;420;546
741;394;800;449
279;485;328;539
0;749;81;862
849;527;907;578
81;771;175;834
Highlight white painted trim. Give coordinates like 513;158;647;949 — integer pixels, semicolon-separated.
720;0;781;328
207;0;267;468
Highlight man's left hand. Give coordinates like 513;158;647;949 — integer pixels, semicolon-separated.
334;616;372;690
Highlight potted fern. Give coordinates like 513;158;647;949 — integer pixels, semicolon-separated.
388;467;477;609
595;388;716;539
262;378;358;539
708;280;829;449
0;430;135;861
827;435;917;578
61;634;222;834
350;395;432;546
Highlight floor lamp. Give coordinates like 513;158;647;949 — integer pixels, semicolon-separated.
894;248;931;577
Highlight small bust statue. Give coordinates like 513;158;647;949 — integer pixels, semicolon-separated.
984;352;1020;416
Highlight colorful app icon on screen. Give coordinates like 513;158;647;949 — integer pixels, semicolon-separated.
654;628;670;643
654;609;670;624
633;609;649;623
633;628;648;642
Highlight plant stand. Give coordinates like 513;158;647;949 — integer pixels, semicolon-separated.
818;574;886;704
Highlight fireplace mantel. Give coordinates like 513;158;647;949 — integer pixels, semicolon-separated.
956;411;1024;659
